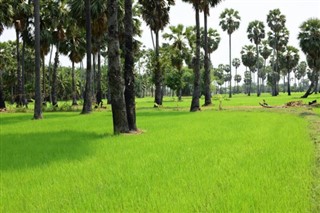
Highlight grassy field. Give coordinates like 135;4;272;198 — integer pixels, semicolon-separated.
1;93;319;212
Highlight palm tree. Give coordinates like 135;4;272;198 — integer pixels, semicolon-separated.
279;46;299;96
108;0;129;134
181;0;201;111
298;18;320;98
33;0;42;119
247;20;265;96
60;21;86;106
267;8;287;96
82;0;93;114
124;0;138;131
219;8;241;98
139;0;175;107
163;24;189;101
295;61;307;92
48;0;68;107
232;58;240;93
201;0;223;106
241;45;256;96
11;0;31;107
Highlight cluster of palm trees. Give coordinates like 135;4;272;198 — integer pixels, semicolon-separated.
0;1;319;133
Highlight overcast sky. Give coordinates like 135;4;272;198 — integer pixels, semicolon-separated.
1;0;320;78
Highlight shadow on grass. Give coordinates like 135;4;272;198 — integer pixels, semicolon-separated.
0;130;101;171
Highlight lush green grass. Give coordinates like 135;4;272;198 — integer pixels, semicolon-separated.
1;94;318;212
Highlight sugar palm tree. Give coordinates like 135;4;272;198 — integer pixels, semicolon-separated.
295;61;307;92
181;0;201;111
247;20;265;96
124;0;138;131
298;18;320;98
60;21;86;106
33;0;42;119
163;24;189;101
108;0;129;134
241;45;256;96
219;8;241;98
232;58;240;93
139;0;175;107
267;8;287;96
279;46;299;96
200;0;223;106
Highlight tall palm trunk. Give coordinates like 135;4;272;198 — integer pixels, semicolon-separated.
33;0;42;119
124;0;137;131
15;28;23;107
82;0;93;114
190;3;201;112
287;69;291;96
154;30;162;106
228;34;232;98
71;61;77;105
107;0;129;134
51;42;60;106
21;35;27;106
0;71;5;109
42;55;46;101
256;44;260;96
203;10;211;106
96;48;102;106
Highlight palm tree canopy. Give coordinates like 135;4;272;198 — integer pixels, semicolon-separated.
219;8;241;35
247;20;265;45
259;40;272;60
241;44;256;67
0;0;14;36
232;58;241;68
138;0;175;33
268;27;289;51
279;45;300;70
201;28;220;54
200;0;224;15
267;8;286;33
298;18;320;60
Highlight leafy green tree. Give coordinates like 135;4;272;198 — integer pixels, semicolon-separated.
33;0;42;119
298;18;320;97
241;45;256;96
279;46;299;96
139;0;175;107
247;20;265;96
232;58;240;93
108;0;129;134
267;8;288;96
219;8;240;98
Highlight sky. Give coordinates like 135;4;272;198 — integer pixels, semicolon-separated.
1;0;320;80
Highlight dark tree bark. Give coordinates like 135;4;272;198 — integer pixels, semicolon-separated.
108;0;129;134
71;61;78;105
33;0;42;119
81;0;93;114
256;44;260;97
190;3;201;112
287;69;291;96
21;36;27;107
154;30;162;106
124;0;137;131
203;11;211;106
